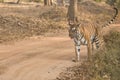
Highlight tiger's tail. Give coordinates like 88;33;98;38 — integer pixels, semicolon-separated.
102;7;118;28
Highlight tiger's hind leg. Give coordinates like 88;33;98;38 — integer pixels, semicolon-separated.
87;40;93;61
94;36;100;49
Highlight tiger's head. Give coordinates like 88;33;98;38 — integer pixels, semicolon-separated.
68;21;80;39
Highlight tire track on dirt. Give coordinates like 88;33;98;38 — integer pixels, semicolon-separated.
0;36;87;80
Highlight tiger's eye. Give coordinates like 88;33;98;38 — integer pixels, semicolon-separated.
72;27;76;30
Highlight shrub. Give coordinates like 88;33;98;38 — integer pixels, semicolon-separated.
89;31;120;80
57;31;120;80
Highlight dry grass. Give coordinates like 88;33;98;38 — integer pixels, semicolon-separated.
0;5;68;43
77;0;116;25
0;0;118;43
56;30;120;80
0;65;8;75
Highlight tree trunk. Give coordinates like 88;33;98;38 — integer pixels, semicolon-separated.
29;0;32;2
17;0;20;4
44;0;52;6
44;0;47;5
57;0;64;6
50;0;53;5
61;0;64;6
67;0;78;22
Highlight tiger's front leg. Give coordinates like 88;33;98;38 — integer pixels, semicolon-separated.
75;44;80;62
73;38;81;62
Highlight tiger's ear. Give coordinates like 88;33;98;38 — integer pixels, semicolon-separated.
68;20;74;26
76;23;81;28
75;17;80;26
75;17;78;22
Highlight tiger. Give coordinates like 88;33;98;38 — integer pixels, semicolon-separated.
68;7;118;62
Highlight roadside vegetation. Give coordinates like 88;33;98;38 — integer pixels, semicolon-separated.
56;30;120;80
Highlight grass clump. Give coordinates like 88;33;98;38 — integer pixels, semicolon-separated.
89;31;120;80
57;31;120;80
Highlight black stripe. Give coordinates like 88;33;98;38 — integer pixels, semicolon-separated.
102;7;118;28
96;42;99;45
83;39;86;44
95;38;99;41
80;34;84;40
95;41;99;44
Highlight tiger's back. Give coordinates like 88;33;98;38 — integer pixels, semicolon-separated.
79;22;98;40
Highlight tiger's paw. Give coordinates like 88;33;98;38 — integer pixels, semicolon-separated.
72;58;79;62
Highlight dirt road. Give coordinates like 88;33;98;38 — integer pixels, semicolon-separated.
0;24;119;80
0;36;87;80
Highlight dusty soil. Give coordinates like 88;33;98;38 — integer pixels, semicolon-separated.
0;33;88;80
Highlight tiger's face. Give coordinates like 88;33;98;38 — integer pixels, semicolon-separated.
68;24;79;39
